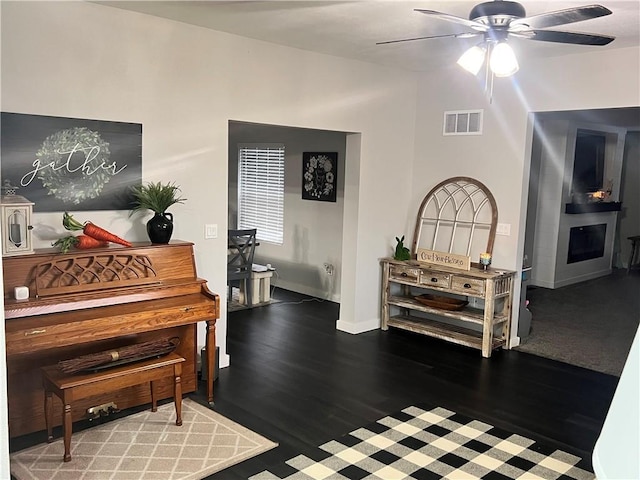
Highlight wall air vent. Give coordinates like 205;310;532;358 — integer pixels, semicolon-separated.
443;110;483;136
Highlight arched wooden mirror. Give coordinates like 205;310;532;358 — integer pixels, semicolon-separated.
412;177;498;262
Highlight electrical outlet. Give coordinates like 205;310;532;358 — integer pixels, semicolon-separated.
87;402;118;417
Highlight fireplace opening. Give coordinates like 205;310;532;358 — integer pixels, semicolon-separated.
567;224;606;264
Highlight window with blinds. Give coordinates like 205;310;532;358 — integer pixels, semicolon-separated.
238;144;285;244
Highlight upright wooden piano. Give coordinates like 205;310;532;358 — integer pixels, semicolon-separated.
2;241;219;438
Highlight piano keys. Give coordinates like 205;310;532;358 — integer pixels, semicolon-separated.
2;241;219;438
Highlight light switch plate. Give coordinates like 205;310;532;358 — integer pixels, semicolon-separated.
496;223;511;236
205;224;218;239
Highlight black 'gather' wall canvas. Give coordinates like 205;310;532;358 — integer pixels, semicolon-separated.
1;112;142;212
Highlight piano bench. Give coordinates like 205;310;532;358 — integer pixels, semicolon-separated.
41;352;185;462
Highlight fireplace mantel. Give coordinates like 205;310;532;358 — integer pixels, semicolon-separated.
565;202;622;214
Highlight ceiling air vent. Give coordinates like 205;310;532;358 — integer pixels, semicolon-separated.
443;110;483;136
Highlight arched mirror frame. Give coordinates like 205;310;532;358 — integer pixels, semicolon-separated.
411;176;498;259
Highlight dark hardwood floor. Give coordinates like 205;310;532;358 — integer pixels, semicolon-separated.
199;289;619;479
9;288;619;479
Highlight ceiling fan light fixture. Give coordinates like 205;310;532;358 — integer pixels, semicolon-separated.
489;41;519;77
457;44;486;75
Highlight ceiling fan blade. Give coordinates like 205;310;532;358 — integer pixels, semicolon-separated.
414;9;489;32
376;32;481;45
522;29;615;46
510;5;612;30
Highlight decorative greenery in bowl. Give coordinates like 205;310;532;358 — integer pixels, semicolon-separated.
130;181;186;215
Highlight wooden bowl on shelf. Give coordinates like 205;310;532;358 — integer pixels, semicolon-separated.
414;294;468;311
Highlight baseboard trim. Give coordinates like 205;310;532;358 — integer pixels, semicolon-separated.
553;268;612;289
274;281;340;302
336;317;379;334
532;268;613;289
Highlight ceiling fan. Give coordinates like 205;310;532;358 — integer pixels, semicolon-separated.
378;1;615;77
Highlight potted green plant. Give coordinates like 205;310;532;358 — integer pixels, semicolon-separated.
393;235;410;261
130;181;186;244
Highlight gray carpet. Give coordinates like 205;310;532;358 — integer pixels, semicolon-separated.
516;269;640;376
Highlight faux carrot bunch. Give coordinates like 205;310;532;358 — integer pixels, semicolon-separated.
62;212;132;248
53;235;109;253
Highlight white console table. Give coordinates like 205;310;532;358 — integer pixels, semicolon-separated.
381;258;515;357
386;176;514;357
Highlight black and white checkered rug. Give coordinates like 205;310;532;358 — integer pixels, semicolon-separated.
249;405;594;480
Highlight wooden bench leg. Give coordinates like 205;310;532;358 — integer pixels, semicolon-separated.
150;380;158;412
62;398;72;462
44;390;53;443
41;353;185;462
174;363;182;426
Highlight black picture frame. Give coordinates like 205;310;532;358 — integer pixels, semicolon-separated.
1;112;142;212
301;152;337;202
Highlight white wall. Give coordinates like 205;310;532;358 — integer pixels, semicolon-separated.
1;0;639;472
553;123;626;287
413;69;530;272
413;45;640;343
530;119;627;288
530;118;567;287
0;1;418;464
593;324;640;479
0;0;8;474
0;287;6;480
619;131;640;267
0;248;8;480
228;122;346;301
1;0;417;335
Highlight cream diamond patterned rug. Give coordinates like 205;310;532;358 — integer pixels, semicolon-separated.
10;398;277;480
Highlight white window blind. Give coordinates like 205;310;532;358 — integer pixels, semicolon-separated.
238;144;285;244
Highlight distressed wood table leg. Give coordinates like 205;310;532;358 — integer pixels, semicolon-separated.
481;280;496;358
381;262;390;330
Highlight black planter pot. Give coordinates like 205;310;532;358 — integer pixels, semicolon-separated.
146;212;174;244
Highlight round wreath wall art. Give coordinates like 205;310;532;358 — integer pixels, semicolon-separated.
303;154;335;200
36;127;112;205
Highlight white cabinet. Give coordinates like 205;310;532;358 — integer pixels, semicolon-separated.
381;258;515;357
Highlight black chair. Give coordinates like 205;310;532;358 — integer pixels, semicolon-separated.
227;229;257;307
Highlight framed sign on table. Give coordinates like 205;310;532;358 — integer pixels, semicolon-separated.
301;152;337;203
1;112;142;212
